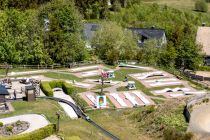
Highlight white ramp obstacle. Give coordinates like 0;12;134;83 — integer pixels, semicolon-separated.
124;92;139;106
70;65;99;72
110;93;127;107
132;91;150;105
86;94;96;104
133;71;166;80
81;70;98;77
154;87;190;94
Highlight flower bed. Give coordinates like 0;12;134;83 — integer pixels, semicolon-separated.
0;121;29;136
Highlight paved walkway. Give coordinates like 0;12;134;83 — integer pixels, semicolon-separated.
0;114;49;134
188;104;210;135
43;135;61;140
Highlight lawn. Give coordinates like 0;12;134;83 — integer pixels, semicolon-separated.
0;100;151;140
43;72;82;82
143;0;210;12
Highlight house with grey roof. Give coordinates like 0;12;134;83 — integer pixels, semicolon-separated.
83;24;167;48
128;27;167;47
196;26;210;65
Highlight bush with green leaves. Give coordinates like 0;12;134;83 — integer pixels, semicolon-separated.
40;82;53;97
195;0;208;12
6;125;13;132
0;122;3;127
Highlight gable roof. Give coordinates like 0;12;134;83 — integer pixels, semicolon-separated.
196;26;210;56
84;23;100;41
127;27;165;39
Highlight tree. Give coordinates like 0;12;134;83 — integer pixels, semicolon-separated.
39;0;87;64
92;22;138;64
137;40;161;66
195;0;208;12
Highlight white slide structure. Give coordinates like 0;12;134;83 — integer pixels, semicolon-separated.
119;64;152;70
86;94;96;104
154;87;190;94
110;93;127;107
132;91;150;105
53;91;78;119
133;71;166;80
124;92;139;106
70;65;99;72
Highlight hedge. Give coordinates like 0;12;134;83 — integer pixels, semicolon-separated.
0;124;56;140
40;80;88;111
40;82;53;96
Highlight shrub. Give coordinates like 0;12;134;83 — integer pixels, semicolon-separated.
49;80;64;89
62;82;75;95
6;125;13;132
0;122;3;127
0;124;56;140
15;120;22;126
195;0;208;12
40;82;53;96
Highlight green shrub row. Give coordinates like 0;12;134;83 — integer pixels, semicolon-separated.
0;124;56;140
40;82;53;96
40;80;88;111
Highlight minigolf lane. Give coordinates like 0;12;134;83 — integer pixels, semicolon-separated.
0;114;49;134
188;104;210;135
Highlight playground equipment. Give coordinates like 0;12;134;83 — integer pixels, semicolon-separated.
127;81;136;90
107;70;115;78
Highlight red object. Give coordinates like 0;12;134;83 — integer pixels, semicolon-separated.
101;71;108;78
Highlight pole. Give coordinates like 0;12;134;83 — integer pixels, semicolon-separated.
101;75;104;95
56;112;60;132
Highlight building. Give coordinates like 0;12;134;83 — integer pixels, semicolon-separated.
84;24;167;48
128;27;167;47
196;26;210;65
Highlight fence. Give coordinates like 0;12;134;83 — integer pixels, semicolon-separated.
184;70;210;81
0;61;105;70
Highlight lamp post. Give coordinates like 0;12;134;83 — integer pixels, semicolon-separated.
56;111;60;132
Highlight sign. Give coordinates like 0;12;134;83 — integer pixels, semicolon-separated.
96;96;107;108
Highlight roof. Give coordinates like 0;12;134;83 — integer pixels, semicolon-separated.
0;85;9;95
127;27;165;39
196;27;210;56
84;23;100;41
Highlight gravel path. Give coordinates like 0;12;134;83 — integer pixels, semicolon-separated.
0;114;49;134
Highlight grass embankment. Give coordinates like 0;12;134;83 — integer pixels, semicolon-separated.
128;99;192;140
2;100;152;140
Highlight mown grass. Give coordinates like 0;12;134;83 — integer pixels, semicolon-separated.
1;100;148;140
43;72;82;82
143;0;210;12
